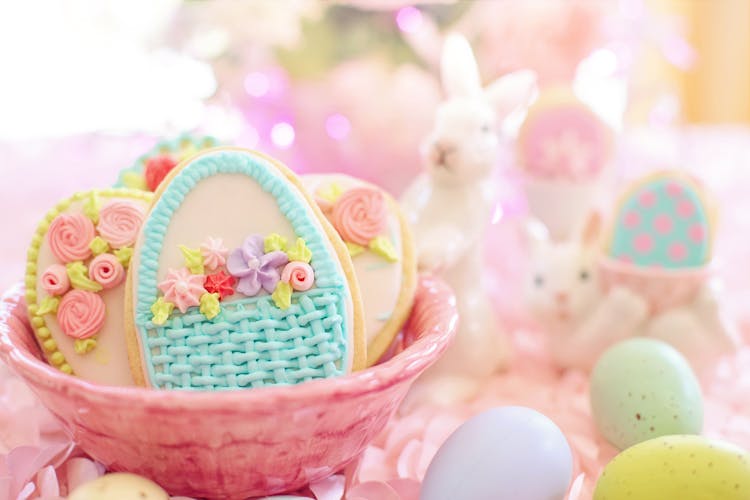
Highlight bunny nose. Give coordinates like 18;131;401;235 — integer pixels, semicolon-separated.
555;292;569;304
433;139;456;155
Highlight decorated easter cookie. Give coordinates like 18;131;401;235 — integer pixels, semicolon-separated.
25;189;152;385
302;174;417;366
607;171;714;269
115;134;219;192
126;148;365;390
517;87;612;181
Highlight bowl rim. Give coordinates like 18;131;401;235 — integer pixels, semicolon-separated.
0;276;457;411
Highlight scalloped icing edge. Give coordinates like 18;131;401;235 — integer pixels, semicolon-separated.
124;147;367;387
25;188;154;375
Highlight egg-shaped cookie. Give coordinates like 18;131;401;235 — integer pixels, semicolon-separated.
26;188;152;385
607;171;714;269
302;174;416;366
125;148;365;390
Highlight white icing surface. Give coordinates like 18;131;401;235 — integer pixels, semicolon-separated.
35;197;150;386
302;174;404;346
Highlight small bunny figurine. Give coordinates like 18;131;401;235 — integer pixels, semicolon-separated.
401;33;536;384
525;213;737;374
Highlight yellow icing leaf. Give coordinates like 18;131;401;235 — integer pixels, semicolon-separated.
114;246;133;267
66;262;103;292
199;292;221;320
151;297;174;326
89;236;110;256
82;192;100;223
369;236;399;263
74;338;97;355
36;296;60;315
317;182;344;204
287;238;312;263
179;245;204;274
272;281;292;310
180;143;198;159
264;233;288;252
122;171;148;191
346;241;365;257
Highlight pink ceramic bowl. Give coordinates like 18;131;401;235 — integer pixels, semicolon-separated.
599;257;710;314
0;276;457;499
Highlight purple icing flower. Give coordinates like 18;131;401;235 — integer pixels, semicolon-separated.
226;235;289;296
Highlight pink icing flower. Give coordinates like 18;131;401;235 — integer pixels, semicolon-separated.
57;290;106;340
88;254;125;289
332;188;387;246
97;201;144;249
158;268;206;313
281;261;315;292
200;237;229;272
41;264;70;296
47;213;95;263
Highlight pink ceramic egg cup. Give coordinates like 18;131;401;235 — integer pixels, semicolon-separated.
599;257;710;314
0;275;457;499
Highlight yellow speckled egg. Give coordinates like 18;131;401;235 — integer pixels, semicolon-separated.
594;435;750;500
68;472;169;500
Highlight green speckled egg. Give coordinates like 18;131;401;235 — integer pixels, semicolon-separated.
608;172;712;269
590;338;703;450
594;435;750;500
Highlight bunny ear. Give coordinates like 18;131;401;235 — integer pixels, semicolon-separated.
580;211;603;248
440;33;482;98
484;70;537;120
524;217;550;252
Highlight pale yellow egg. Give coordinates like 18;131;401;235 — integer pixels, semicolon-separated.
594;435;750;500
68;472;169;500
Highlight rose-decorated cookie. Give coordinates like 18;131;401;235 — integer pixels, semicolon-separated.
302;174;417;366
517;87;612;182
115;134;219;193
25;189;152;385
125;148;365;390
607;171;714;269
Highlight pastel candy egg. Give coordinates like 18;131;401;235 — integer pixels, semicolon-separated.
590;338;703;450
594;435;750;500
69;472;169;500
608;172;712;269
420;407;573;500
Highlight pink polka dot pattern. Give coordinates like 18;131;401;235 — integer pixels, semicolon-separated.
654;214;672;235
634;234;653;253
608;174;712;269
624;211;640;229
668;243;687;262
639;191;656;208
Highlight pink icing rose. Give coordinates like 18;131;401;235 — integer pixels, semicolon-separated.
281;261;315;292
96;201;144;248
47;213;95;263
158;268;206;313
41;264;70;296
88;254;125;289
200;237;229;272
57;290;106;340
332;187;388;246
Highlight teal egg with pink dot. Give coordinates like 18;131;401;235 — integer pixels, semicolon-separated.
609;174;711;269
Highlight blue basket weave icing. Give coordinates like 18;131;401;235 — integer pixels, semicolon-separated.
135;150;350;390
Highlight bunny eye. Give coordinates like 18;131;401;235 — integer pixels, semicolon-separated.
481;124;491;133
579;270;590;281
534;275;544;287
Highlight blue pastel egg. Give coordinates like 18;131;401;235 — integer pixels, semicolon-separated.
420;407;573;500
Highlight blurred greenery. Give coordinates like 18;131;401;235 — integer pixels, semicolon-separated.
276;3;471;79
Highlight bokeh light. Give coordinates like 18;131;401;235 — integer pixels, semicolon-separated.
244;72;271;97
270;122;295;148
395;6;423;33
325;114;351;141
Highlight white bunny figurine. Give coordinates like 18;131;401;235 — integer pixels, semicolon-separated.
401;33;536;382
525;213;738;374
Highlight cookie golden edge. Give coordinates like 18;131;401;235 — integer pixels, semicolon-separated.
124;147;367;388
